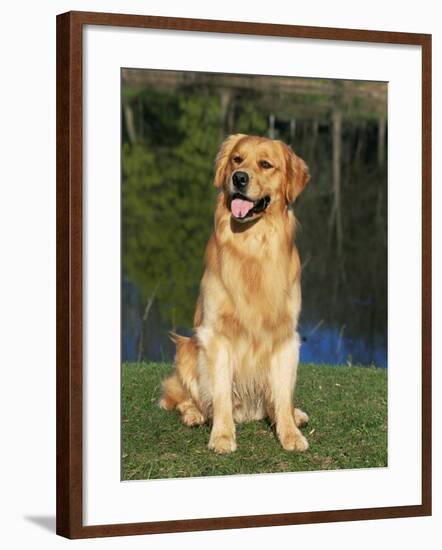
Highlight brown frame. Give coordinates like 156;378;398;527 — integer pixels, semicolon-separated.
56;10;432;539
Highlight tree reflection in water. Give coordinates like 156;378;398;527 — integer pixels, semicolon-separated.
122;70;387;368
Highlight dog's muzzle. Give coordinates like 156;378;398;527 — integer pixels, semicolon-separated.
230;193;271;220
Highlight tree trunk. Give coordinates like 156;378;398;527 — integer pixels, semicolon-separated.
219;88;233;136
378;115;386;168
268;113;275;139
328;110;343;260
137;284;159;363
376;116;387;245
290;118;296;145
123;102;137;145
310;119;319;158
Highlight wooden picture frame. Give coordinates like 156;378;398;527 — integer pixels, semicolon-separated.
56;10;432;539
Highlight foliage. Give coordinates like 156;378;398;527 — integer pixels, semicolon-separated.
122;92;221;326
122;362;387;479
234;99;267;135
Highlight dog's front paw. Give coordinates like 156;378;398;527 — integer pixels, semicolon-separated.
279;431;309;452
208;432;237;454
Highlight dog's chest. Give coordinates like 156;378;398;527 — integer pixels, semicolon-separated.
220;234;293;325
231;363;267;422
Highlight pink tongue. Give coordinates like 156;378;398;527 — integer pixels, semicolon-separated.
231;198;254;218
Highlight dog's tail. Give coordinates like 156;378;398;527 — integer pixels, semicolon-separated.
160;332;198;411
168;331;187;345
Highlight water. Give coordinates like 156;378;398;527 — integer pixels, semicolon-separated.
299;324;386;368
121;72;387;368
122;276;387;368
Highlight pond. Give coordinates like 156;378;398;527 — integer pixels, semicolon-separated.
121;71;387;368
122;267;387;368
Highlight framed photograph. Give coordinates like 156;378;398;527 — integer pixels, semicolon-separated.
56;11;432;539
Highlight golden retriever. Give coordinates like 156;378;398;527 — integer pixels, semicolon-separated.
159;134;310;454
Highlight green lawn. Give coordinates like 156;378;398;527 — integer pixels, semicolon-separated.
122;362;387;480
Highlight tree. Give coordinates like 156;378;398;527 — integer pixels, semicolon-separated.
122;91;221;328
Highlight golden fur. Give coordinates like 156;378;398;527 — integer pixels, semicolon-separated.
160;134;310;453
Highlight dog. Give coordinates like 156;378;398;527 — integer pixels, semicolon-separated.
159;134;310;454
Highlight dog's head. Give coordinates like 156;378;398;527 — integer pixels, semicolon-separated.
213;134;309;223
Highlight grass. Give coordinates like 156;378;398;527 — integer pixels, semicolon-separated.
122;362;387;480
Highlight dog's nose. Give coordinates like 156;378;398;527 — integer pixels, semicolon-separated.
232;171;249;189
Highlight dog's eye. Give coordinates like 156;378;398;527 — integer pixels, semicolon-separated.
259;160;273;169
233;155;242;164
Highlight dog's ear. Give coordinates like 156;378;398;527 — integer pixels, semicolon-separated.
213;134;246;188
282;143;310;203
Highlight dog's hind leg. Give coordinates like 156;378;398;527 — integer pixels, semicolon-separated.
177;399;206;427
159;334;206;427
159;372;206;426
294;408;309;427
159;373;186;411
